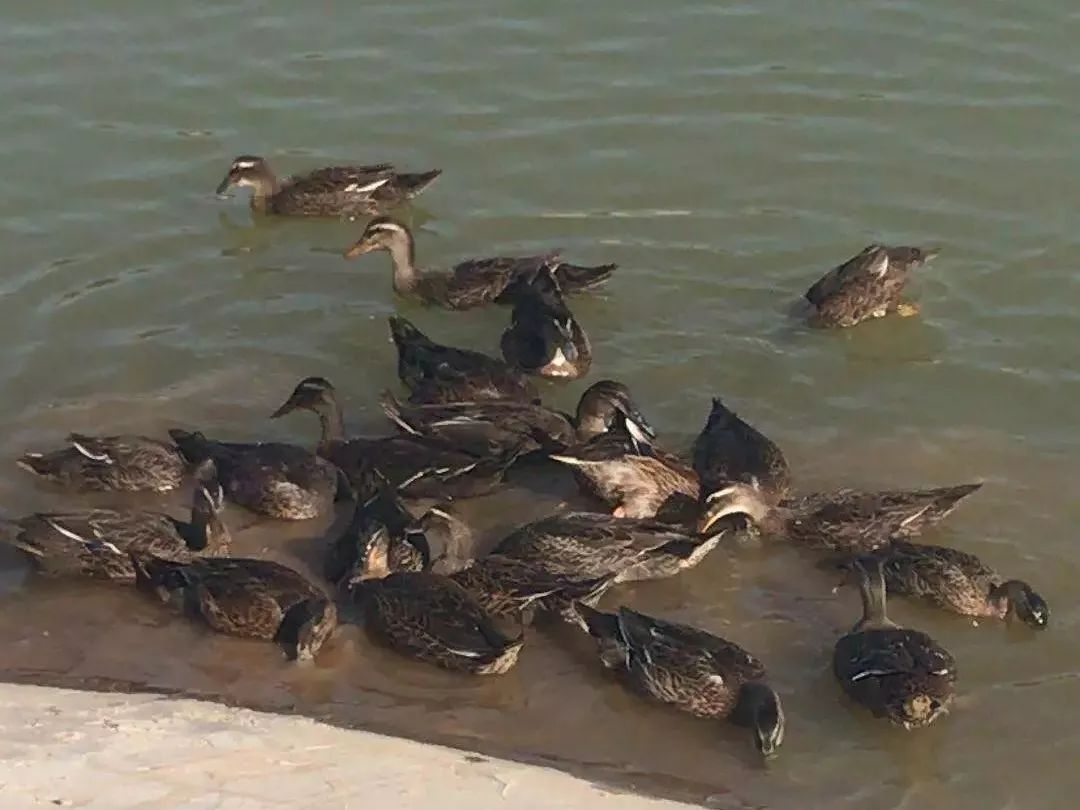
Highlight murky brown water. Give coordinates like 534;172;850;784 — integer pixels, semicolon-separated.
3;2;1080;808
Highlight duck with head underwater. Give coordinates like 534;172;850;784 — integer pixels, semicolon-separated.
574;603;785;760
833;557;956;728
214;156;441;218
389;316;538;404
272;377;520;499
500;266;592;381
343;217;615;309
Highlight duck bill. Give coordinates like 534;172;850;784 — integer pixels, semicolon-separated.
214;174;234;196
270;398;300;419
343;239;375;259
696;507;724;535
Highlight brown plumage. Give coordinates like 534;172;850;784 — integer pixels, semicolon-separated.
574;605;785;759
137;556;337;661
833;558;956;728
343;217;615;309
215;156;441;218
699;481;983;553
805;244;939;328
2;483;229;582
17;433;187;493
389;316;538;404
692;398;790;503
500;267;592;380
271;377;519;499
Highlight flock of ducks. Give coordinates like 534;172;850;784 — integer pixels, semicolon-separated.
3;155;1050;762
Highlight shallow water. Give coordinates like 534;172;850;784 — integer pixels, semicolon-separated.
2;2;1079;807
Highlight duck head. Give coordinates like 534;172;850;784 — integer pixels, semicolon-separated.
343;217;414;259
216;155;275;196
575;380;656;443
271;377;337;418
991;580;1049;629
731;682;785;760
186;459;230;551
697;482;771;535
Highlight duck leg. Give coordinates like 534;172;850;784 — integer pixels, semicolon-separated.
894;301;921;317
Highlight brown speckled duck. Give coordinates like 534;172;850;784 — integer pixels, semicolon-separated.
847;541;1048;629
343;217;615;309
574;604;785;759
136;556;337;661
17;433;187;493
698;481;982;553
805;244;939;328
380;379;650;458
390;316;538;404
833;558;956;728
692;398;790;504
215;156;441;218
500;267;592;380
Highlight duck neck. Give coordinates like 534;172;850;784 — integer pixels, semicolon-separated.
315;396;346;455
387;234;421;294
246;172;281;213
854;561;896;632
574;412;609;441
175;507;211;552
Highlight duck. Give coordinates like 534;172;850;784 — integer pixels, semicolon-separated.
500;267;592;380
804;244;939;328
349;528;524;675
168;428;350;520
574;604;785;760
343;217;615;309
843;541;1048;629
214;156;441;218
551;419;700;519
379;378;653;458
271;377;520;499
692;398;790;504
697;481;983;553
17;433;187;493
324;486;471;587
1;476;230;582
136;555;337;661
390;316;538;404
493;511;725;583
833;557;956;728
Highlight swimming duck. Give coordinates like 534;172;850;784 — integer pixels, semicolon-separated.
551;419;700;519
574;604;785;760
390;316;538;405
17;433;187;493
350;528;524;675
271;377;520;499
698;481;982;553
169;428;350;520
379;379;653;458
833;558;956;728
324;487;471;586
214;156;441;218
845;541;1048;629
343;217;616;309
692;398;791;504
493;511;724;583
2;478;230;582
136;556;337;661
805;244;939;328
500;267;592;380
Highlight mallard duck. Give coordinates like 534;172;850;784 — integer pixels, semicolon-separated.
343;217;616;309
324;487;471;586
833;558;956;728
805;244;939;328
500;267;592;380
493;511;724;583
698;481;982;553
2;480;230;582
136;556;336;661
379;379;653;458
692;398;790;503
169;428;350;520
214;156;441;218
350;528;524;674
846;541;1048;629
551;421;699;519
574;605;785;759
390;316;538;404
271;377;520;499
17;433;187;493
